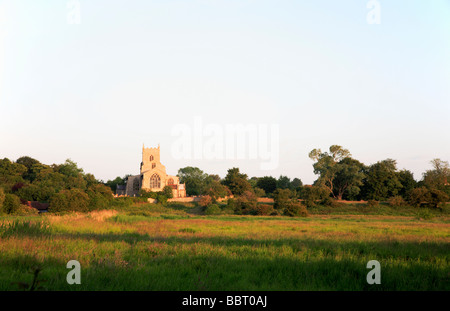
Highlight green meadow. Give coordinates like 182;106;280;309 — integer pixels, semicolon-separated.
0;203;449;291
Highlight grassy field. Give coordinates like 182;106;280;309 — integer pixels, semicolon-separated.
0;203;449;291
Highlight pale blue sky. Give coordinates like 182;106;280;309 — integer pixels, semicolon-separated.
1;0;449;184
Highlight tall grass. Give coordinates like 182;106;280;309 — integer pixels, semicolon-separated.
0;205;448;291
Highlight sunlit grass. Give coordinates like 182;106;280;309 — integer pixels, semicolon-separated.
0;203;448;291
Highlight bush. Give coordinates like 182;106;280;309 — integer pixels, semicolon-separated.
162;185;174;199
320;196;343;208
300;186;329;208
2;194;21;214
273;189;292;210
14;204;40;216
367;199;379;207
199;195;213;208
388;196;407;207
416;208;434;220
49;188;89;213
204;204;221;215
283;202;308;217
255;204;275;216
235;191;258;214
253;187;266;198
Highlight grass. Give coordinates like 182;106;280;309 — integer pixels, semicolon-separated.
0;203;448;291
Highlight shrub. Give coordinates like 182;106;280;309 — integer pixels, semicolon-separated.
162;185;174;199
388;196;407;207
408;187;430;207
155;193;168;205
2;193;21;214
367;199;379;207
253;187;266;198
49;188;89;213
235;191;258;214
204;204;221;215
273;189;292;209
416;208;434;220
283;202;308;217
320;196;343;208
199;195;213;208
255;204;275;216
14;204;40;216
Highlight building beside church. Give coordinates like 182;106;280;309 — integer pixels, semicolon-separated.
122;145;186;198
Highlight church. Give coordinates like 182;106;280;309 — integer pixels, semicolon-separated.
119;145;186;198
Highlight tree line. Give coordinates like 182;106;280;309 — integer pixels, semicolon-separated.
1;145;449;215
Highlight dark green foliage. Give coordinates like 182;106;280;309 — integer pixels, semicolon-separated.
49;188;89;213
222;168;252;196
309;146;365;200
397;170;417;198
105;176;127;193
204;204;221;215
283;202;308;217
300;186;329;208
273;188;293;209
0;158;27;192
162;185;174;199
177;166;208;196
2;193;21;214
253;187;266;198
86;184;114;210
256;176;277;194
361;159;403;200
203;175;231;199
234;191;258;215
255;204;275;216
277;175;291;190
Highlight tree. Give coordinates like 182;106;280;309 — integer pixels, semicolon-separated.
203;175;231;199
2;193;21;214
222;168;252;196
309;146;364;200
290;178;303;189
177;167;208;196
16;156;41;182
256;176;277;194
361;159;403;200
162;185;174;199
422;159;450;194
273;188;293;210
54;159;84;178
0;158;27;192
50;188;89;213
277;175;291;190
397;170;417;198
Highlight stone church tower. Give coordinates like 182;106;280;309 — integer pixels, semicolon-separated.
124;145;186;198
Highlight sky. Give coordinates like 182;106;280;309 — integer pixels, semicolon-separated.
0;0;449;184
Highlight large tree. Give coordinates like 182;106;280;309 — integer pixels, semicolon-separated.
361;159;403;200
309;145;364;200
421;159;450;194
256;176;277;194
177;166;208;196
222;167;252;196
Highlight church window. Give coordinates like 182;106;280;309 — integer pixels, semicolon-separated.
150;174;161;188
168;178;174;185
152;163;156;169
150;155;154;161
